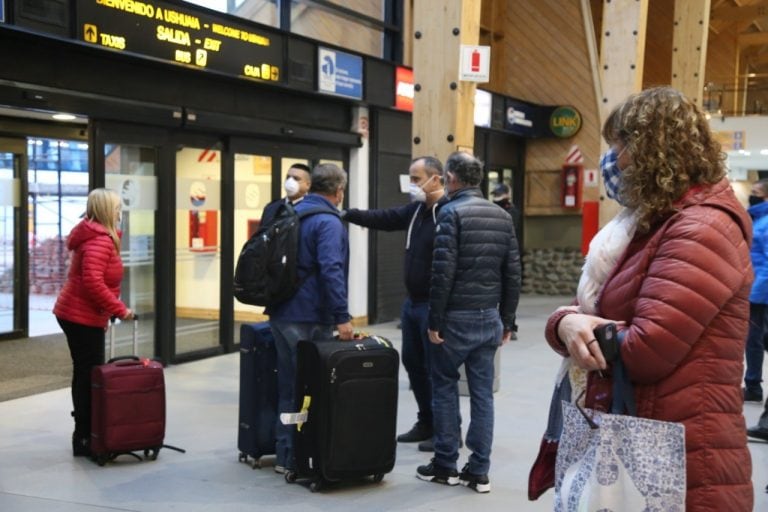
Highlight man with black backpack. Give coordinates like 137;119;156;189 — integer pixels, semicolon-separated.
266;163;353;475
261;163;312;226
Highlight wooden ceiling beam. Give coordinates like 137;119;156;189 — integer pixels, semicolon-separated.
748;51;768;66
711;1;768;22
738;30;768;47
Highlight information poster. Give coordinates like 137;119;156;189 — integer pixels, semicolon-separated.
76;0;283;82
317;47;363;100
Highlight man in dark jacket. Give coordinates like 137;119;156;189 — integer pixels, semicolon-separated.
266;163;353;475
261;163;312;226
416;151;520;494
344;156;444;447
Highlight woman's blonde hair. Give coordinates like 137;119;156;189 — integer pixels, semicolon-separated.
602;86;726;233
86;188;121;251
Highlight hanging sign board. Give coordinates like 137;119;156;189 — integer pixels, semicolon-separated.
584;168;599;188
474;89;492;127
459;45;490;82
318;47;363;100
394;66;414;111
76;0;283;82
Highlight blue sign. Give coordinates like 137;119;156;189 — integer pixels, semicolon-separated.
0;0;5;23
317;47;363;100
504;98;556;138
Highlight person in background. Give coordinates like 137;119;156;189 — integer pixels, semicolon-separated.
261;163;312;226
53;188;134;457
545;87;753;510
417;151;520;493
344;156;445;450
266;163;353;476
490;183;521;233
744;178;768;403
746;179;768;442
491;183;521;340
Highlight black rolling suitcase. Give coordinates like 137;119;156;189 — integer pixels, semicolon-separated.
237;322;278;469
284;336;399;492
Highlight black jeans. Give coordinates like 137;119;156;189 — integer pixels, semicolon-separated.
57;317;105;437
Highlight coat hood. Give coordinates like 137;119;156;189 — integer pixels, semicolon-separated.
676;178;753;245
67;219;112;250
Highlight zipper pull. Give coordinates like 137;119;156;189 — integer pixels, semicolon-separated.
330;367;336;384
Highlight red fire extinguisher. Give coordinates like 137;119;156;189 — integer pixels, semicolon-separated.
471;49;480;72
561;164;582;208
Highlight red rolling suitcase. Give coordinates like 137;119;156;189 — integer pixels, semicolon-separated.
90;317;183;466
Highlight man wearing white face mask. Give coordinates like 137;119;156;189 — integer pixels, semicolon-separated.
261;163;312;226
267;163;352;475
344;156;445;450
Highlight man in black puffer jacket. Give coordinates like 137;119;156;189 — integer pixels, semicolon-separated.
416;151;521;494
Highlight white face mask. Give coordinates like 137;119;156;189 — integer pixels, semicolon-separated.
284;177;300;197
408;175;436;203
409;183;427;203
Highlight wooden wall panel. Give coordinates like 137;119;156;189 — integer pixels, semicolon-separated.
644;0;674;88
706;24;740;115
493;0;601;218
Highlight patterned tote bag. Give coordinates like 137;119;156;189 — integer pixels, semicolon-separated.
553;359;686;511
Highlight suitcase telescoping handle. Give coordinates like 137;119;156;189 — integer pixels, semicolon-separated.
108;314;140;361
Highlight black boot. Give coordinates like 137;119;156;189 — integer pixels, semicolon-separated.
72;432;90;457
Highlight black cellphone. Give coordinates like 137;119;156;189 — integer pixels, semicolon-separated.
593;323;618;362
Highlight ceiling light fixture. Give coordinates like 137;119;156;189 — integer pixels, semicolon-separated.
52;113;77;121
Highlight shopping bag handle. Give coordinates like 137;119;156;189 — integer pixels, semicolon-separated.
572;334;637;429
610;335;637;416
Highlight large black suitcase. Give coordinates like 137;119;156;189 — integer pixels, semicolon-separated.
237;322;278;469
285;336;399;491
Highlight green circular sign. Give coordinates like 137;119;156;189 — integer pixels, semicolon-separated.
549;106;582;138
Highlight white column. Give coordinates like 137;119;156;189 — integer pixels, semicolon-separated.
347;107;370;321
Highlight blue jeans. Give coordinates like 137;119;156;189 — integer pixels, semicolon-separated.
401;298;433;426
430;309;502;475
270;320;334;470
745;302;768;393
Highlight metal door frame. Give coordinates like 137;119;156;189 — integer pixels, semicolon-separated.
0;137;28;340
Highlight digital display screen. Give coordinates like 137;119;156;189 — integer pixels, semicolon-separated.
76;0;283;82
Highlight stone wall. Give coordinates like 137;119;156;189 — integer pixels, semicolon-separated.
521;247;583;296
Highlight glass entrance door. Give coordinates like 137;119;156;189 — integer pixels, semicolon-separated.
27;137;89;337
0;138;26;338
232;154;312;335
105;144;158;358
175;145;222;356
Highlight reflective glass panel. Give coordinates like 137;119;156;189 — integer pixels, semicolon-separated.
28;138;88;337
105;144;158;358
175;146;222;354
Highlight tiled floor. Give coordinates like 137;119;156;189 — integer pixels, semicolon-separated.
1;295;766;511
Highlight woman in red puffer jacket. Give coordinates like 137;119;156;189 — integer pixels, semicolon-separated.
546;87;753;511
54;188;133;456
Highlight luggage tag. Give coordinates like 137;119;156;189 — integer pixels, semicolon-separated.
280;395;312;431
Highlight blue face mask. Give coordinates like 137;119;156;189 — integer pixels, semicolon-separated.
599;147;625;205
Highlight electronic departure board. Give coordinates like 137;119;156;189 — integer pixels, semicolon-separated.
76;0;283;82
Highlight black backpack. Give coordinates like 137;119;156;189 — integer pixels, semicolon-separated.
234;201;339;307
